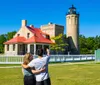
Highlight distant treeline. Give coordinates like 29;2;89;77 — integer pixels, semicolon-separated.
0;31;16;53
0;31;100;54
79;35;100;54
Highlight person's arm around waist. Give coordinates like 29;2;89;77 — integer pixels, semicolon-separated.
22;64;46;74
31;67;46;74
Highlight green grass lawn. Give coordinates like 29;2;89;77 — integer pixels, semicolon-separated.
0;64;21;67
0;62;100;85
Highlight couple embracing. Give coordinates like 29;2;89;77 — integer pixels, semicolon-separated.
22;48;51;85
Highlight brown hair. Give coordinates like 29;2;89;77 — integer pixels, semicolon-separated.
23;53;33;65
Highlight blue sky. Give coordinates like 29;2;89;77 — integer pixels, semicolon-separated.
0;0;100;37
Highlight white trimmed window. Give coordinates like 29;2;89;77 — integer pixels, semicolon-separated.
7;45;9;51
13;44;15;51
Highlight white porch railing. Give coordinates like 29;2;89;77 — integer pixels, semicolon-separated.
0;55;95;64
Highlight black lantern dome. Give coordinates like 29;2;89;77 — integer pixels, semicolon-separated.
67;5;77;15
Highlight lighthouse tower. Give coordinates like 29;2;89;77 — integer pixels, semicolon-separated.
66;5;79;54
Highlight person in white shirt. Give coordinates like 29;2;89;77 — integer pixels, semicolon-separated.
22;53;45;85
22;48;51;85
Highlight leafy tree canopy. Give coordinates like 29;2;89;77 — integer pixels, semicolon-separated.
0;31;16;53
50;33;68;54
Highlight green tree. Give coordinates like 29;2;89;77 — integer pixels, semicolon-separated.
79;35;87;54
50;34;68;54
7;31;16;40
94;36;100;50
0;31;16;53
79;35;100;54
0;34;7;53
86;37;95;54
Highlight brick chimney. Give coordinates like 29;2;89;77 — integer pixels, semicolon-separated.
22;20;27;27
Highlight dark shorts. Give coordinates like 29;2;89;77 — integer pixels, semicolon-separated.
24;75;36;85
36;78;51;85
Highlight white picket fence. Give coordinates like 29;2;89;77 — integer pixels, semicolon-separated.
0;55;95;64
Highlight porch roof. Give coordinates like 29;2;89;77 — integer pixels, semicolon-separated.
4;36;26;44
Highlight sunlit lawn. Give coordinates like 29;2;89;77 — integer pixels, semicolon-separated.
0;62;100;85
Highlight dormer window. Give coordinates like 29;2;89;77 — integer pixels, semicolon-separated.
27;33;30;38
17;34;20;36
46;35;50;39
